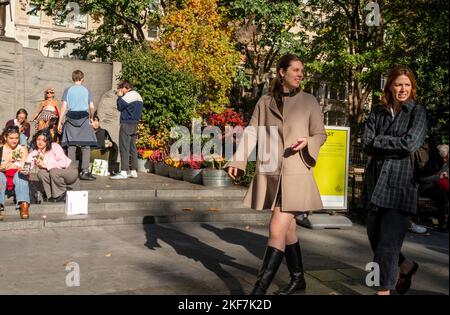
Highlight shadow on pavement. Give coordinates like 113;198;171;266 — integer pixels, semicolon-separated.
143;224;259;294
201;223;267;259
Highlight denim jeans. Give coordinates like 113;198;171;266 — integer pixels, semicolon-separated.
366;207;410;290
0;172;31;207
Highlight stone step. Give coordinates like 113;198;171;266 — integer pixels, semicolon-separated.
3;187;246;204
1;196;245;215
0;208;270;231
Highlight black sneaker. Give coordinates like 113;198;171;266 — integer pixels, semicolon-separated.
80;171;95;181
53;193;66;203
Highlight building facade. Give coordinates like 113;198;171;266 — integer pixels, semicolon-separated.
4;0;98;58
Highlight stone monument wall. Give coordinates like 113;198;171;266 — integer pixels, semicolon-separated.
0;38;121;150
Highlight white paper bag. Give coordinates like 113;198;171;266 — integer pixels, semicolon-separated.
65;191;89;215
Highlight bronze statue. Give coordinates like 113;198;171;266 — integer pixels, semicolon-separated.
0;0;11;37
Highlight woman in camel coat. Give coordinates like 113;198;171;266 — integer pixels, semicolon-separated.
225;54;327;295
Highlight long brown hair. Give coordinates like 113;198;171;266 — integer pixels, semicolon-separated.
269;54;302;107
381;65;418;110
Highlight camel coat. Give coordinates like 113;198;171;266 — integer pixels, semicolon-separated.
225;92;327;212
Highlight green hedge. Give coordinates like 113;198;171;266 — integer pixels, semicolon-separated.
116;46;200;132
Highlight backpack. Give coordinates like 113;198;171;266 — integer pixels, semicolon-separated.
410;142;429;179
407;104;429;179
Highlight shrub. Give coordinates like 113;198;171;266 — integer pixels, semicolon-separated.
116;46;201;132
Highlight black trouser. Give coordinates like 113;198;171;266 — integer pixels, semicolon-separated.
421;184;449;227
119;123;138;172
366;207;410;290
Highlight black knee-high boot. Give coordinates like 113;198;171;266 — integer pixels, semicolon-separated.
250;246;284;295
276;241;306;295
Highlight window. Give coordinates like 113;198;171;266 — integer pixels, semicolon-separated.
52;49;60;58
74;13;87;29
381;75;387;90
28;36;40;49
329;87;338;100
29;3;41;25
54;11;68;27
147;25;158;39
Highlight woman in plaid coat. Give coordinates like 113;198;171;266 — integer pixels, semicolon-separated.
362;65;427;295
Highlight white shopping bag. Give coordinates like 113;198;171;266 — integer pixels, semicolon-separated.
91;159;109;176
65;191;89;215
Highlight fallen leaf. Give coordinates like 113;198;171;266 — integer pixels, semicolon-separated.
208;207;220;211
105;253;112;257
182;208;193;211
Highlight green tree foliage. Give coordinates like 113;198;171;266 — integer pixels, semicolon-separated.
31;0;161;60
303;0;448;144
382;0;448;143
221;0;308;99
305;0;388;126
116;46;200;132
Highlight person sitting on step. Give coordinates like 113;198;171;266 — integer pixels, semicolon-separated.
26;129;78;203
0;125;31;221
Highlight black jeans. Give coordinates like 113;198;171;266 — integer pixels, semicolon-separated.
119;123;138;172
366;207;410;290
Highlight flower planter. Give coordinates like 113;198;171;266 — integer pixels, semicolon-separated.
182;168;203;184
147;161;155;173
202;169;232;187
168;166;183;180
137;158;148;172
154;163;169;177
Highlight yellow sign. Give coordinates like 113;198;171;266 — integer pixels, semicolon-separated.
313;126;350;210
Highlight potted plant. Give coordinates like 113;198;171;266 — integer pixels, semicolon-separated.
202;154;232;187
165;157;183;180
151;149;169;177
137;148;154;172
182;154;204;184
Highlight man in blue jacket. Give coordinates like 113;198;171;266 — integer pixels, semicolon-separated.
110;80;144;179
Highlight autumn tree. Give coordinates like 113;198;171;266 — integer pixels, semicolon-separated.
153;0;240;113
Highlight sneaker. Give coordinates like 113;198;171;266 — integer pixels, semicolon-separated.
80;171;96;181
409;223;427;234
128;170;138;178
110;171;128;180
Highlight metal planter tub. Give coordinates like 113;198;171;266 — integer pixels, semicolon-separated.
202;169;232;187
168;167;183;180
154;163;170;177
182;168;203;184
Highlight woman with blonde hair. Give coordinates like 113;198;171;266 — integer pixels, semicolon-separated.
33;87;60;137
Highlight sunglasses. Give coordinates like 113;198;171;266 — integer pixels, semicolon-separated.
46;91;54;94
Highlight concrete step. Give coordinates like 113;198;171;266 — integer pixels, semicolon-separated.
0;208;270;231
1;196;245;215
3;187;246;204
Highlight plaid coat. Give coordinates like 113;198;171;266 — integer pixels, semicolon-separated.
362;100;427;214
